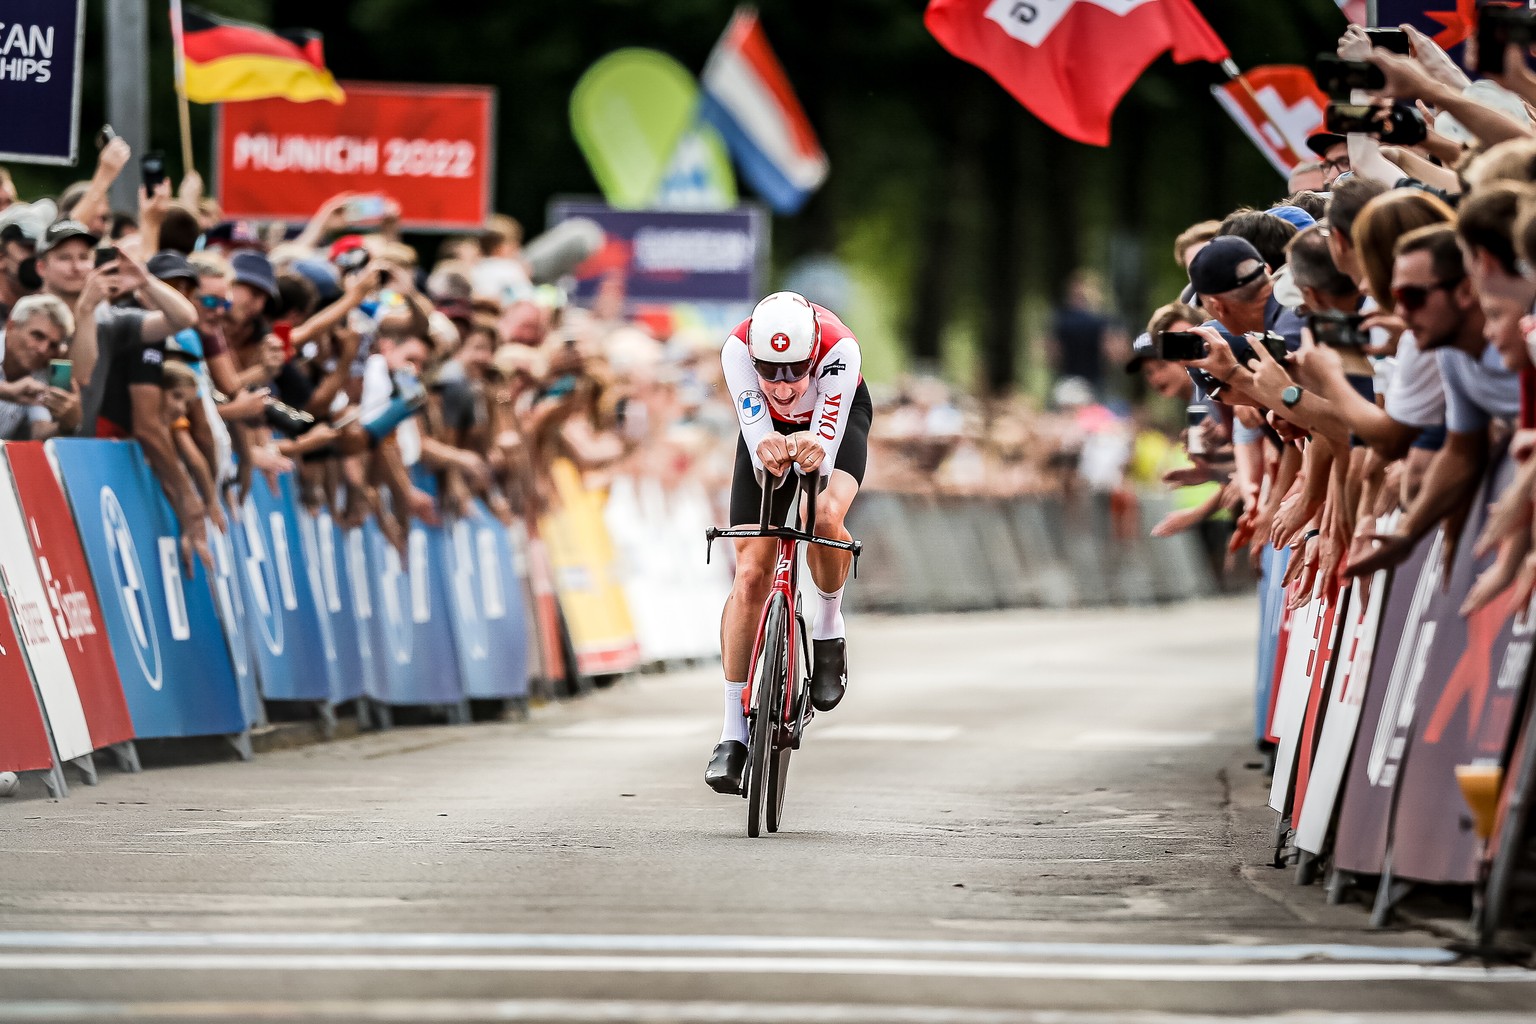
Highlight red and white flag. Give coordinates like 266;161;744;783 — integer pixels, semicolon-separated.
924;0;1230;146
1334;0;1368;25
1211;66;1328;177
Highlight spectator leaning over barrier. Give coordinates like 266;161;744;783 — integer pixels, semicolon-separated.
1347;226;1515;578
360;320;438;551
432;314;496;518
82;248;210;574
0;294;78;440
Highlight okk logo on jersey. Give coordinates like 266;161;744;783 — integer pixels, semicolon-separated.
100;486;162;691
739;390;766;424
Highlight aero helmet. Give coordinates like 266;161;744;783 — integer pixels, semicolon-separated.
747;291;818;381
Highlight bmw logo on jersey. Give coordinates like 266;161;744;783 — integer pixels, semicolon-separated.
739;390;766;424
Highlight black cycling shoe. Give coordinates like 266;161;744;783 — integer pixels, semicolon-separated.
811;638;848;712
705;740;748;794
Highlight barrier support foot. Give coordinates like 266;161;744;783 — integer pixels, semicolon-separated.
1325;867;1354;905
70;753;97;786
357;698;375;731
505;697;530;722
40;763;68;799
372;701;394;730
448;701;472;726
317;702;337;740
226;731;254;762
1294;850;1319;886
1271;815;1292;869
109;742;141;773
1370;868;1412;929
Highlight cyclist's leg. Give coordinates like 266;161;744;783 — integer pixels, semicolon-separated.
806;384;871;711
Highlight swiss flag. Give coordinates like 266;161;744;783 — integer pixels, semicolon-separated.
1211;66;1329;177
924;0;1230;146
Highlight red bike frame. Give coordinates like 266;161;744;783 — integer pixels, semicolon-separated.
742;540;800;727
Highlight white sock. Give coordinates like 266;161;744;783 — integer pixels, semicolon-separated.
720;680;748;744
812;585;846;641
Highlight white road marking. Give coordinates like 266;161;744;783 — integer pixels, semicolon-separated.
814;725;961;742
0;932;1460;963
1070;730;1218;748
545;717;711;738
0;952;1526;983
0;1001;1531;1023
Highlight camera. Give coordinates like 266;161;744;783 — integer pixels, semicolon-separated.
334;246;370;276
1363;27;1411;54
1306;311;1368;348
1231;330;1290;366
263;398;317;437
1476;3;1535;75
1313;55;1386;99
1324;102;1427;145
1156;330;1208;362
141;151;166;192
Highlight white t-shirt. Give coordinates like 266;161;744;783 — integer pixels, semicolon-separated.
1383;330;1446;429
360;353;421;466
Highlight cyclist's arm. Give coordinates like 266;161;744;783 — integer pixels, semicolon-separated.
722;335;776;471
807;338;861;473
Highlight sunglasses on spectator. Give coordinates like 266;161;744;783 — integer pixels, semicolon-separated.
199;295;231;312
1391;276;1463;312
1321;157;1350;176
753;358;813;382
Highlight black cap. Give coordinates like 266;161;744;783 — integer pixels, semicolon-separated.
35;218;98;255
1306;128;1347;158
1125;332;1158;374
1188;236;1268;300
146;250;197;283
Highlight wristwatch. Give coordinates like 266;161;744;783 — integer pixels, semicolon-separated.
1281;384;1304;409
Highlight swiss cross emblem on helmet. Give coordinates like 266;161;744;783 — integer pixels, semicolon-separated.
770;332;792;352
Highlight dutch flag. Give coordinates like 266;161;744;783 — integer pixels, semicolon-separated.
701;7;829;215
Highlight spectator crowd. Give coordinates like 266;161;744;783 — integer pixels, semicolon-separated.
1121;22;1536;616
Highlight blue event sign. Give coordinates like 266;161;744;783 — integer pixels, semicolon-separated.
207;507;263;728
0;0;85;165
47;440;245;739
299;507;367;705
360;516;463;708
438;501;529;700
548;198;766;307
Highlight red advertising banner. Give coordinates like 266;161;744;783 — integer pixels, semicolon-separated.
215;81;495;231
6;443;134;748
0;590;53;774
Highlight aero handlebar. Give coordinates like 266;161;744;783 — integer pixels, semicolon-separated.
704;467;862;576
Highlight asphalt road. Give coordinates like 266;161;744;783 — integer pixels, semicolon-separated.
1;598;1532;1023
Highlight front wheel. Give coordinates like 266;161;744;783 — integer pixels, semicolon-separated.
745;593;788;838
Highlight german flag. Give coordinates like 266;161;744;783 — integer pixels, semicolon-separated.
177;5;344;105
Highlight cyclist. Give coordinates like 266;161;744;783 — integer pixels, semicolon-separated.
706;291;873;794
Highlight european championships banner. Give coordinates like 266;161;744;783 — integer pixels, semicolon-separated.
0;0;85;165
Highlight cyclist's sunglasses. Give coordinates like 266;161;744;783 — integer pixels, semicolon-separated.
1391;276;1463;312
754;357;813;382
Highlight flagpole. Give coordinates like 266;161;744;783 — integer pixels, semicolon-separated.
168;0;195;177
1220;58;1271;129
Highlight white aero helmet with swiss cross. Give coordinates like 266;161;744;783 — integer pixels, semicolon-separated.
747;291;818;381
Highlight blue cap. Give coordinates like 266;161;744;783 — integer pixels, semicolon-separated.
292;258;342;305
1268;205;1316;231
230;249;278;301
1125;332;1157;374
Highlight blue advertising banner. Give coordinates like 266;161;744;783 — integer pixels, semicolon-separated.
234;475;332;703
48;440;245;739
0;0;85;165
438;503;529;700
548;198;766;307
207;514;263;728
299;508;366;705
360;517;463;708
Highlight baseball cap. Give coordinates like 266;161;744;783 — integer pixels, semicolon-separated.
0;198;57;245
1125;332;1158;375
230;249;278;300
329;234;368;264
1306;128;1347;158
1188;236;1268;300
291;257;342;305
146;250;197;283
1267;205;1316;231
35;219;98;255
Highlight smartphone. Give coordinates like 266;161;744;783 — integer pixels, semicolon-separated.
1364;27;1411;55
47;359;72;390
1476;3;1535;75
1307;311;1368;348
1324;103;1381;136
94;245;119;269
1156;330;1208;362
345;195;388;227
1313;55;1387;98
95;124;116;151
141;151;167;192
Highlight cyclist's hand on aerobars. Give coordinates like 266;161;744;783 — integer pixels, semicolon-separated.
757;434;792;477
787;432;826;474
